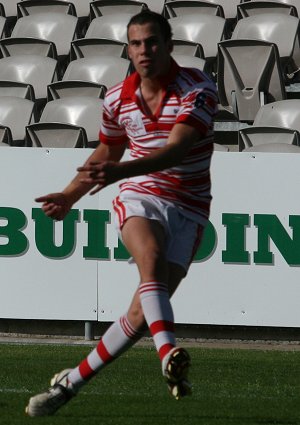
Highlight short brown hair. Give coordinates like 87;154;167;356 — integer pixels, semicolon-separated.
127;10;173;42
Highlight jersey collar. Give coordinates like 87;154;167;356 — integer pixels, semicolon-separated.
120;58;181;101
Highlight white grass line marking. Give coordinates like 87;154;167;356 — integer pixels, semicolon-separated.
0;388;30;393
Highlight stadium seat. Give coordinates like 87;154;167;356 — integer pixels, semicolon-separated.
90;0;148;18
237;1;298;19
0;124;13;146
172;54;207;72
70;38;128;61
167;0;240;36
1;0;18;17
0;81;35;100
217;39;286;122
242;0;300;16
11;12;78;73
242;142;300;153
238;126;300;151
0;55;58;107
47;81;106;100
40;97;104;148
62;56;130;91
85;13;133;44
210;0;240;16
25;122;88;148
231;13;300;80
0;38;57;60
0;15;7;38
65;0;91;36
0;96;35;146
169;14;226;77
17;1;77;18
141;0;165;14
213;143;229;152
65;0;91;18
164;1;225;19
1;0;18;34
253;99;300;132
172;40;205;58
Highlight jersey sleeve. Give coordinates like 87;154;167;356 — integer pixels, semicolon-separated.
99;95;128;146
176;81;218;136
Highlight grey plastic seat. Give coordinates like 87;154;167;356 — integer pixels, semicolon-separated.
0;125;13;146
172;54;206;72
40;97;104;148
241;0;300;15
165;1;225;19
47;81;106;100
217;39;286;122
68;0;92;36
253;99;300;132
64;0;91;17
213;143;229;152
243;142;300;153
169;14;226;76
17;1;76;17
141;0;165;13
85;13;133;44
11;13;78;59
0;81;35;100
231;13;300;77
211;0;240;18
62;56;130;90
25;122;88;148
0;38;57;59
0;16;7;38
238;126;300;151
167;0;240;36
0;96;35;145
70;38;128;61
1;0;18;33
237;2;298;19
172;0;239;19
90;0;147;18
0;55;57;103
172;40;205;58
1;0;18;17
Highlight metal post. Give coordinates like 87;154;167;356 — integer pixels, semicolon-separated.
84;321;94;341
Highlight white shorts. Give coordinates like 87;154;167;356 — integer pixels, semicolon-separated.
113;193;204;272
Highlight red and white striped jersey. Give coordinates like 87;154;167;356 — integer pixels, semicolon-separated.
99;59;218;225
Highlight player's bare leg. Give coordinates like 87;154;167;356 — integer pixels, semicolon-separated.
25;218;190;416
122;216;192;399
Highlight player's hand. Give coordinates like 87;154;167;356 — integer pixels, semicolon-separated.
77;161;121;195
35;192;73;221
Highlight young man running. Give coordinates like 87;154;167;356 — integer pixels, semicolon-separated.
26;10;218;417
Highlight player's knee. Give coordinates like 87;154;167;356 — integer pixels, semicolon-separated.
139;248;168;279
128;303;146;330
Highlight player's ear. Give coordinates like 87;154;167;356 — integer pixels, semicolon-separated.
127;44;133;60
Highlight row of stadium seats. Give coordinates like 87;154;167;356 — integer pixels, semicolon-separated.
1;85;300;153
2;1;300;41
0;0;300;152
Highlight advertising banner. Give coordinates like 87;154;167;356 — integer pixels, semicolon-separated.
1;148;300;326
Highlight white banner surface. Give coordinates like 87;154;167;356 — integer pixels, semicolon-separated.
0;148;300;326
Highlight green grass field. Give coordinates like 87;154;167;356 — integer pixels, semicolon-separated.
0;343;300;425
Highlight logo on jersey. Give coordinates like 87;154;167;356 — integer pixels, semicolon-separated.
121;115;146;137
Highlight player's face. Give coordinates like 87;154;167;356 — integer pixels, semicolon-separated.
127;22;172;79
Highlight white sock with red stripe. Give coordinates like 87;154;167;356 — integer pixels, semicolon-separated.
66;314;143;390
139;281;176;362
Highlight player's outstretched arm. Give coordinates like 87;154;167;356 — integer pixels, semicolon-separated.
35;193;73;221
35;143;127;220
